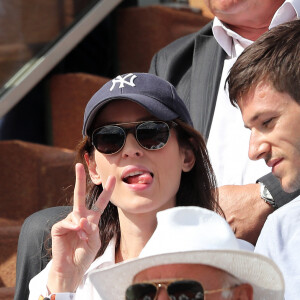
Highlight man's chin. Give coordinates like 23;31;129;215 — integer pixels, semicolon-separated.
281;177;300;194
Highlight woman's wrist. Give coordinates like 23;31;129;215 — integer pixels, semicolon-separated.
47;267;82;294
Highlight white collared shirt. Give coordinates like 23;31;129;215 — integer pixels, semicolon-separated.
255;195;300;300
206;0;299;187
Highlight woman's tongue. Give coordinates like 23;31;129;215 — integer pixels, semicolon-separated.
126;173;153;184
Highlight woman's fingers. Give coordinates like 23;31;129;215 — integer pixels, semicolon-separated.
52;215;94;243
72;162;116;226
51;217;81;236
73;163;87;220
75;175;116;242
89;176;116;223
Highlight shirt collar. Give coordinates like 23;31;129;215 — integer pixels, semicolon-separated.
212;17;252;57
212;0;299;57
270;0;299;28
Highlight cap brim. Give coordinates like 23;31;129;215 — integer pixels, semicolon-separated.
88;250;284;300
83;95;180;136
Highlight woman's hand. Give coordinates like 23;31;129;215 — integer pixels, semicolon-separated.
47;163;116;293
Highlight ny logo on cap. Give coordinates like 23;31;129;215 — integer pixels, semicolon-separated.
110;73;137;91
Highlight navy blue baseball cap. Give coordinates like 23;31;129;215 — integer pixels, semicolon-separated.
82;73;193;136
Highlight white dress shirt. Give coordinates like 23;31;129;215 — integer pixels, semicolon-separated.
255;196;300;300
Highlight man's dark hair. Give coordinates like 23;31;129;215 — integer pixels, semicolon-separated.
227;19;300;107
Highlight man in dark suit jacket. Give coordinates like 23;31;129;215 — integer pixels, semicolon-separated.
14;1;300;300
149;0;300;245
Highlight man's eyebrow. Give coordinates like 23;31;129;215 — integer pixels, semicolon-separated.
244;113;260;129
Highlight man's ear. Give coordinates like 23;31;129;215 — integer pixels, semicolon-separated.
84;153;102;185
233;283;253;300
181;144;196;173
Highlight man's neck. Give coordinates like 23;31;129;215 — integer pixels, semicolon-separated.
217;0;285;41
226;23;270;41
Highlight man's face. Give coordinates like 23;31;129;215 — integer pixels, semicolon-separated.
131;263;252;299
239;81;300;193
203;0;284;29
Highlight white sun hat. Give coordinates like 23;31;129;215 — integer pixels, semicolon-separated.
88;206;284;300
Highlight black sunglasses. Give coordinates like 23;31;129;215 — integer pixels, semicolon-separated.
125;279;235;300
91;121;176;155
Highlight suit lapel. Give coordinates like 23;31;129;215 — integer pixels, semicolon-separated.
190;34;226;140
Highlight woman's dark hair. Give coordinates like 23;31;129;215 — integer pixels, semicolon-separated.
75;118;222;257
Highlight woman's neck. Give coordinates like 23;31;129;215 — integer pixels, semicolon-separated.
115;210;158;263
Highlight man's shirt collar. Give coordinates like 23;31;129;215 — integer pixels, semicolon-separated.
212;0;299;58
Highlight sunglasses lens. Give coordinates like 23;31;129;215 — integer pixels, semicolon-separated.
126;283;157;300
137;122;170;150
168;280;204;300
92;125;125;154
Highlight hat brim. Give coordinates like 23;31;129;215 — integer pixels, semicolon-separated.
88;250;284;300
83;95;181;136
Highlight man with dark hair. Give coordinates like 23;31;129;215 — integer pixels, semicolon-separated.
227;21;300;113
227;19;300;300
149;0;300;245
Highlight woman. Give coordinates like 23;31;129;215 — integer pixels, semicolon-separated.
29;73;222;299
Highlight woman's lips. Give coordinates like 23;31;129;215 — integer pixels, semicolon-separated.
121;166;154;189
125;172;153;184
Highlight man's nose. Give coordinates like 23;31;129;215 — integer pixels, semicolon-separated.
156;287;170;300
248;131;270;161
121;133;143;158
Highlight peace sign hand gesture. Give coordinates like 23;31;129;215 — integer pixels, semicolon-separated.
47;163;116;293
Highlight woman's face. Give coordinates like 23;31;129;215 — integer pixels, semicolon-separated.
86;100;195;216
